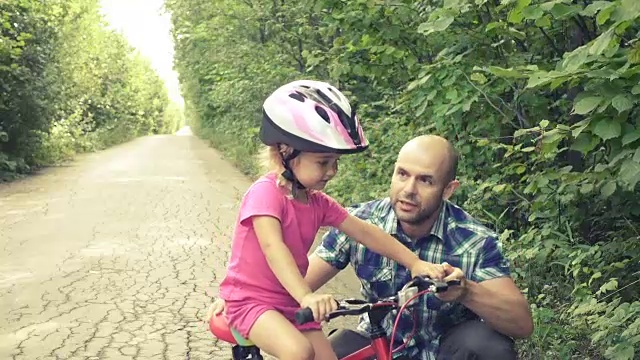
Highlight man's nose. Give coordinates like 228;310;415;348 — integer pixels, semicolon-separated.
403;177;417;193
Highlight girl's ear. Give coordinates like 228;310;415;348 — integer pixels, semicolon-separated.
278;144;293;157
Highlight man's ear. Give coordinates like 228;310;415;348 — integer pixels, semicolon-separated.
443;180;460;200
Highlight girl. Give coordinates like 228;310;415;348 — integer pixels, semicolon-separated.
217;80;439;360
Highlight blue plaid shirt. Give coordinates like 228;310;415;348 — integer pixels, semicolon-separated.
314;197;511;360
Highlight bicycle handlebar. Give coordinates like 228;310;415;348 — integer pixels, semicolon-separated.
295;276;461;325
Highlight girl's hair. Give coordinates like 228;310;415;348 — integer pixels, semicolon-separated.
257;144;299;190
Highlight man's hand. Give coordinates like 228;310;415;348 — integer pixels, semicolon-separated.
436;262;468;303
410;260;446;280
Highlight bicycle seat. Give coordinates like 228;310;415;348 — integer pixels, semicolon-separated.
209;312;255;346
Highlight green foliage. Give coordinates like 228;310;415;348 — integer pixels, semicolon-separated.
167;0;639;358
0;0;178;180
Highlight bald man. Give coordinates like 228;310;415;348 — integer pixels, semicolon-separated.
211;135;533;359
309;135;532;359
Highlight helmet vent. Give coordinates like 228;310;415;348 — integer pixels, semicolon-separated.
288;92;306;102
315;106;331;123
327;86;341;99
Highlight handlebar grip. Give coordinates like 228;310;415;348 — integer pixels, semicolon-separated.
447;279;461;286
294;307;315;325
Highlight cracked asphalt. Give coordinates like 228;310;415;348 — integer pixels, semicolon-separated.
0;128;361;360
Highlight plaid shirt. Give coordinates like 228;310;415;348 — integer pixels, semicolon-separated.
314;197;511;360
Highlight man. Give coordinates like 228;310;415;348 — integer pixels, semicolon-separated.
211;135;533;359
304;135;533;359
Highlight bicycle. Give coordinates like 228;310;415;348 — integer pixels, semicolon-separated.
209;276;460;360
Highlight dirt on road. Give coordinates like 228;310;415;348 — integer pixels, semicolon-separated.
0;128;361;360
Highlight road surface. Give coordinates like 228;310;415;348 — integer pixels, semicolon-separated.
0;127;361;360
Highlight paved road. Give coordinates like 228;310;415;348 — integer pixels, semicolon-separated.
0;127;361;360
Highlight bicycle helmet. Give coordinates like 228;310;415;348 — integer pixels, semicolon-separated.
260;80;369;188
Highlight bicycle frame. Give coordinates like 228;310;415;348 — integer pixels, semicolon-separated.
212;305;393;360
329;304;395;360
209;277;459;360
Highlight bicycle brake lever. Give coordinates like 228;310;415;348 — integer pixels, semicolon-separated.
432;279;462;292
326;306;371;321
342;298;369;305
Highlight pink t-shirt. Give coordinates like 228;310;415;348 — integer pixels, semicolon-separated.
219;173;349;306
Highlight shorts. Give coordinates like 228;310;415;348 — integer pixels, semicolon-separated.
225;299;322;339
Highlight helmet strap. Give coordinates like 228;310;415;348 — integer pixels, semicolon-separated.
280;149;306;190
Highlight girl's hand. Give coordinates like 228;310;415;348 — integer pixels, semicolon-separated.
409;259;446;280
299;293;338;322
207;298;226;318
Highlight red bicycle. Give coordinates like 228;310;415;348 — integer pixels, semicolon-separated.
209;276;460;360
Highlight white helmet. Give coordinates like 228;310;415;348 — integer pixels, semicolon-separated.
260;80;369;154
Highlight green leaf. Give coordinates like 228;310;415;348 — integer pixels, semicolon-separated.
416;99;430;117
541;128;565;153
539;1;561;11
612;94;634;113
444;0;467;9
508;9;524;24
615;0;640;22
470;73;488;84
589;271;602;286
632;85;640;95
571;133;599;154
634;147;640;163
630;45;640;64
588;27;615;56
581;1;614;17
418;15;455;35
539;119;549;128
597;5;615;24
592;118;622;141
522;6;543;20
513;128;534;137
572;96;602;115
526;72;552;88
619;158;640;189
604;343;635;360
507;27;526;40
623;130;640;145
516;0;532;8
571;119;591;138
485;21;505;31
580;183;594;194
562;46;589;72
550;3;579;19
488;66;527;78
404;56;417;69
596;98;613;113
493;184;507;193
595;163;608;172
534;15;551;27
601;181;617;197
446;88;459;101
610;149;633;166
407;74;432;91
